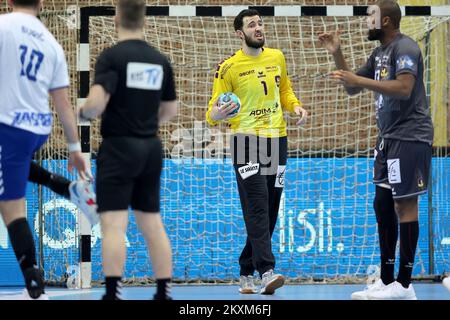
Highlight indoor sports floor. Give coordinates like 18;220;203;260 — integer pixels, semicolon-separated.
0;283;449;300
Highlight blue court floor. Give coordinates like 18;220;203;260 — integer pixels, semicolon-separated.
0;283;449;300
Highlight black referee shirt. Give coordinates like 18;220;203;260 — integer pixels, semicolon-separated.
94;39;176;138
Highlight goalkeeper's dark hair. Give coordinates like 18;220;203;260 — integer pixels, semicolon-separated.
13;0;40;7
377;0;402;29
234;9;261;31
117;0;146;30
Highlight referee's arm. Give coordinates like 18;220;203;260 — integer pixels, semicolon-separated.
79;84;110;120
159;100;177;123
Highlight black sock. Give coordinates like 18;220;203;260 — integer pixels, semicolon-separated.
104;277;122;300
153;278;172;300
28;162;71;199
378;222;398;285
397;221;419;288
8;218;37;272
374;187;398;285
7;218;44;298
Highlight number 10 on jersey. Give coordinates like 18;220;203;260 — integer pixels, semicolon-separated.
19;45;44;82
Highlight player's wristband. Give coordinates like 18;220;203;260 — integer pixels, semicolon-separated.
68;142;82;153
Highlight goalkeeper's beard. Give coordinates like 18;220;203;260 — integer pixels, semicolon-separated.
244;33;265;49
368;28;384;41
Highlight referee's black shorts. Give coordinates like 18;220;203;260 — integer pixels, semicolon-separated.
96;136;162;213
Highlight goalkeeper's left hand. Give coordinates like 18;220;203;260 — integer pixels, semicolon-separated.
294;105;308;126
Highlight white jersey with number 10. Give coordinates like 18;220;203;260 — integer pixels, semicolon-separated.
0;12;69;135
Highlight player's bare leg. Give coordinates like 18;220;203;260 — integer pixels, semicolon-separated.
135;211;173;299
101;210;128;300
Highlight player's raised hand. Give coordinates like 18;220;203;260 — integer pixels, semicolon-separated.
210;98;239;121
294;105;308;126
330;70;361;87
68;151;92;181
318;29;341;54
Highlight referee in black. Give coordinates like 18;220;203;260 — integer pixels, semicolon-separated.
79;0;177;300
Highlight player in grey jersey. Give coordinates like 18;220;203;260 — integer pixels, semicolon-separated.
319;0;433;300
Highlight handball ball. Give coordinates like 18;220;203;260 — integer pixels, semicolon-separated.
218;92;241;117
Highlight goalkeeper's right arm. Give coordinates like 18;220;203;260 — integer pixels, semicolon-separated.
206;60;237;126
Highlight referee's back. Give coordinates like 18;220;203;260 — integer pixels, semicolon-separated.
94;39;176;138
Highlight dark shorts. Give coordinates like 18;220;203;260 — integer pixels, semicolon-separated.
96;136;162;213
0;124;48;200
373;137;432;199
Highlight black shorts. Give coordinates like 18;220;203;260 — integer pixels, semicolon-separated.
373;137;431;199
96;136;162;213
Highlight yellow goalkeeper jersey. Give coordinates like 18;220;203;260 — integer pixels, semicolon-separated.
206;47;302;138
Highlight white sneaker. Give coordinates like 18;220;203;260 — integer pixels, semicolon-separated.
239;275;258;294
19;289;49;300
443;277;450;291
367;281;417;300
260;270;285;295
69;180;99;225
351;279;386;300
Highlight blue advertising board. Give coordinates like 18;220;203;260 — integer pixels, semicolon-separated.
1;158;449;286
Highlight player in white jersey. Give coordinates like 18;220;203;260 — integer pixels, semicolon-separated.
0;0;89;300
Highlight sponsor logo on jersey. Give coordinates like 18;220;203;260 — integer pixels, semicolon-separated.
380;67;389;79
265;65;278;72
127;62;163;90
220;63;233;79
239;70;255;77
257;71;266;78
11;112;52;127
397;55;415;70
249;108;274;116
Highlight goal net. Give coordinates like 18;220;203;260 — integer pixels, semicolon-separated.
6;1;448;286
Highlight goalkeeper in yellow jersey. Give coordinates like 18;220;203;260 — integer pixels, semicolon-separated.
206;9;307;295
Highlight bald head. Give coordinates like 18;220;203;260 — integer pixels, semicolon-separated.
377;0;401;29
